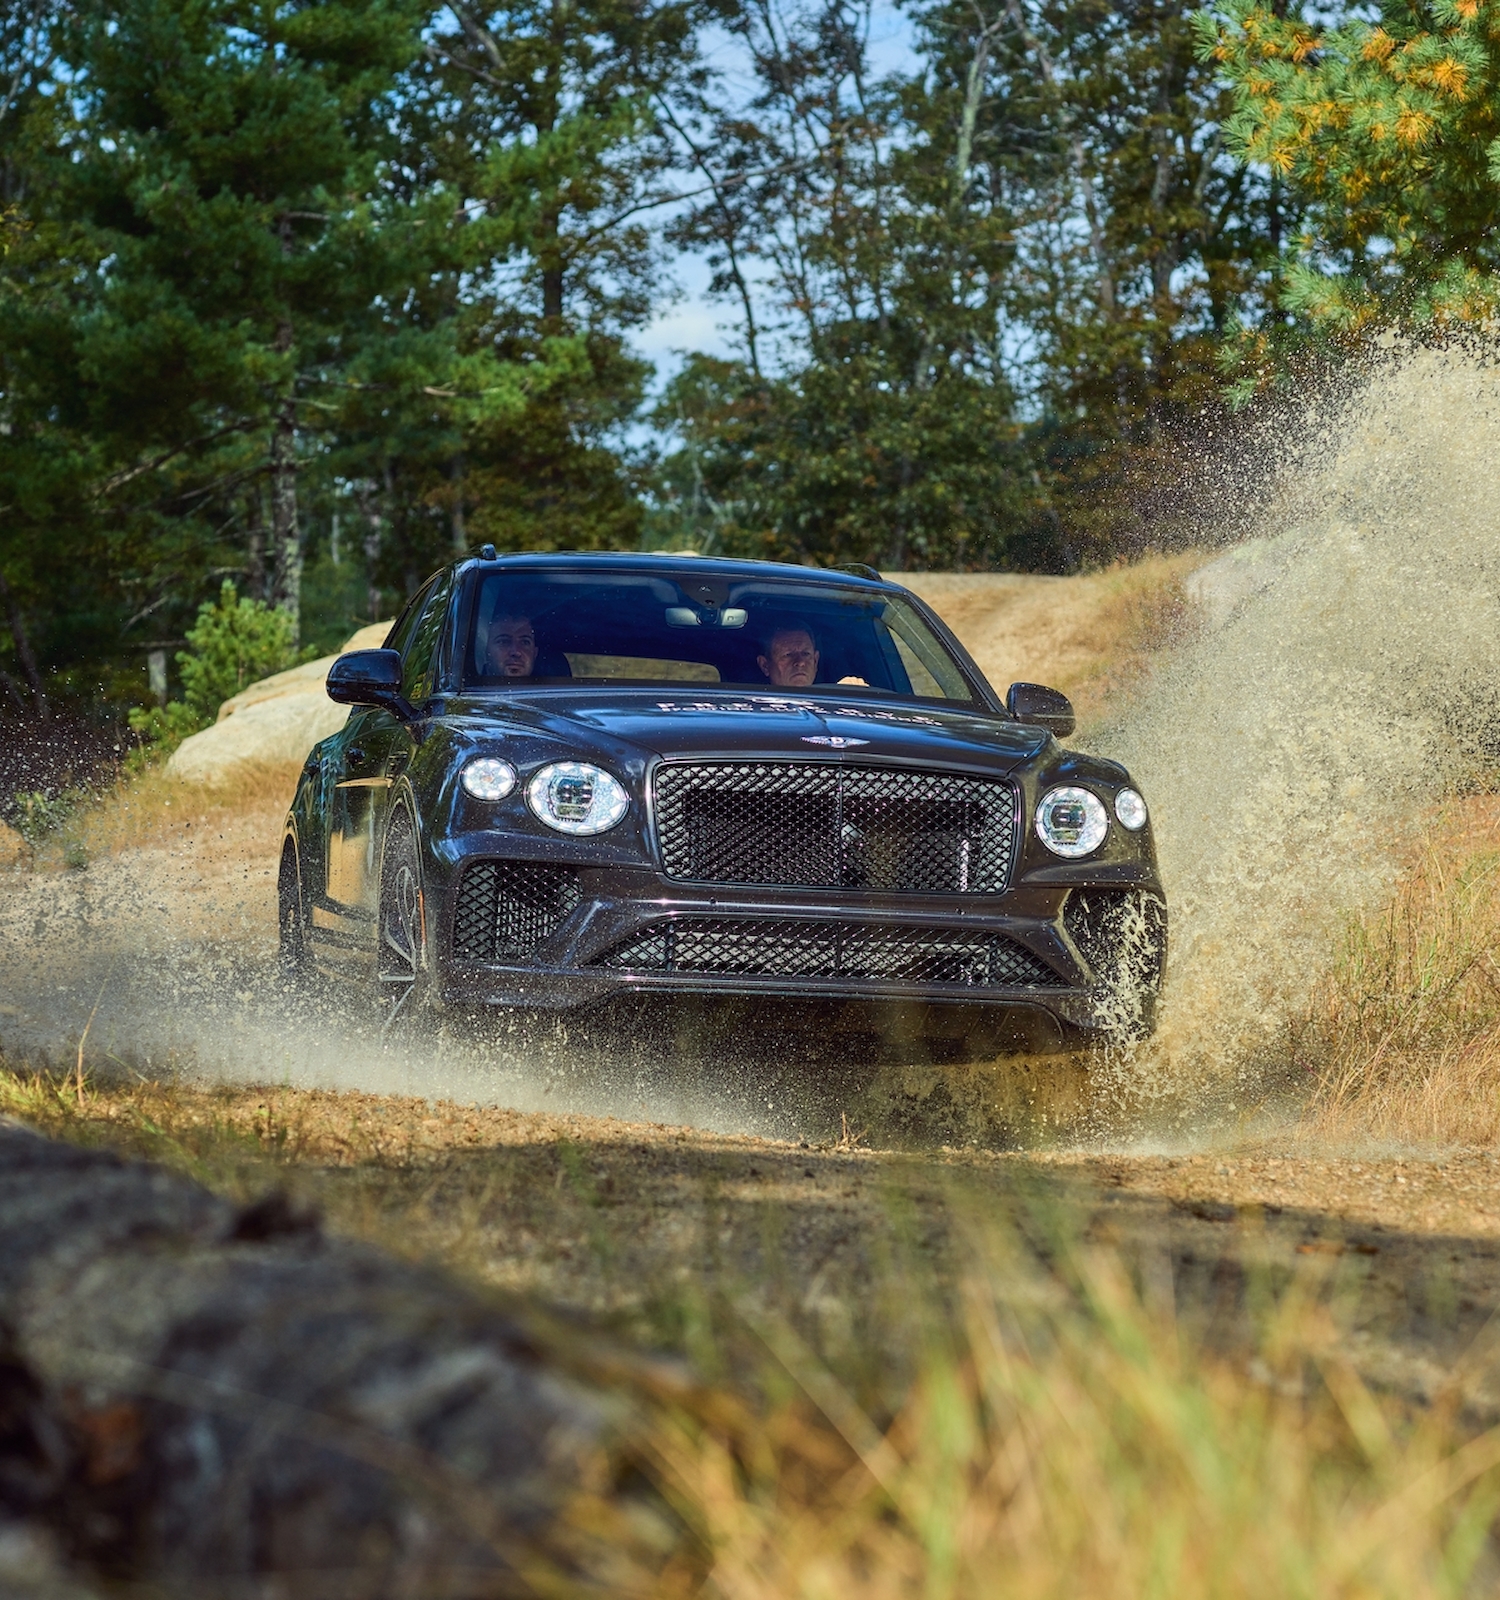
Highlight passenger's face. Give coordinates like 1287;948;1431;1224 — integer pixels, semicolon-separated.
759;629;819;687
487;615;537;677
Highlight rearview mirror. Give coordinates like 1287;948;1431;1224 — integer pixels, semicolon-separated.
1007;681;1075;739
327;649;415;718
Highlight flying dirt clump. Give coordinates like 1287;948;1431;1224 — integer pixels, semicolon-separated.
1100;347;1500;1107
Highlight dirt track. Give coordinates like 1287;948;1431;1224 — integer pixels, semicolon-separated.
5;560;1500;1424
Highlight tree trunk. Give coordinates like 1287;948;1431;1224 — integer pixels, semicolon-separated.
267;395;301;643
355;483;386;623
450;454;468;553
0;1123;624;1596
245;484;267;603
0;567;47;721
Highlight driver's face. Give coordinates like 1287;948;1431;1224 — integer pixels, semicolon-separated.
759;628;819;687
487;614;537;677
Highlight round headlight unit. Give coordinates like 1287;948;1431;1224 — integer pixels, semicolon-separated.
1114;787;1148;831
527;762;630;836
461;757;517;801
1035;786;1108;859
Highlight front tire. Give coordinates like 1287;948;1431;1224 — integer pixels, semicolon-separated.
377;807;433;1026
278;839;312;988
1068;890;1166;1046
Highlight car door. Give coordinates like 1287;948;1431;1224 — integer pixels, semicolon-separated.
324;580;445;927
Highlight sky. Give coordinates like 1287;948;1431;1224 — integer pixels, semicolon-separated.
631;0;920;390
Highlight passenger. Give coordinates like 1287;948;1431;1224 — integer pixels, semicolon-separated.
757;624;868;689
485;614;538;677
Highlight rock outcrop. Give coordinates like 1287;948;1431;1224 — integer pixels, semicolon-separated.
166;621;391;784
0;1120;620;1596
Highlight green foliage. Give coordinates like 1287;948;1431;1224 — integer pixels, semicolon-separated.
14;0;1497;718
177;584;306;723
1200;0;1500;343
655;354;1037;569
654;0;1286;568
126;582;306;761
8;787;77;844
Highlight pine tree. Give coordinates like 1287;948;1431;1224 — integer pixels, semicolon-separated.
1199;0;1500;338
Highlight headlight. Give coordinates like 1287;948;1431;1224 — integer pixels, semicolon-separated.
461;757;517;801
1114;787;1148;831
526;762;630;835
1035;786;1108;858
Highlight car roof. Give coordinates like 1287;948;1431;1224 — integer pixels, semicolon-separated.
458;551;900;591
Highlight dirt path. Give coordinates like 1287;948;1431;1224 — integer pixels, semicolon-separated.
28;1077;1500;1426
5;558;1499;1426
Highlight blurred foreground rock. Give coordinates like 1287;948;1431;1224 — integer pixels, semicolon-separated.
0;1120;624;1597
166;620;391;783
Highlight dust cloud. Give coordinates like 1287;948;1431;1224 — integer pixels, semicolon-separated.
3;347;1500;1145
1099;345;1500;1115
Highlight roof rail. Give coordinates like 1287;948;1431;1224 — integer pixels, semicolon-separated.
834;562;882;581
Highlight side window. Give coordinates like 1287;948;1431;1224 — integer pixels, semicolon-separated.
402;575;453;702
878;599;974;701
382;581;434;663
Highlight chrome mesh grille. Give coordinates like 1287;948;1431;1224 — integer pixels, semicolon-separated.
452;861;580;962
653;763;1017;893
594;917;1067;989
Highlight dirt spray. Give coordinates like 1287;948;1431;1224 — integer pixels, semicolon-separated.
1096;346;1500;1119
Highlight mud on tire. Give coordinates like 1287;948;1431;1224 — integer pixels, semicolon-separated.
378;807;434;1025
277;839;312;987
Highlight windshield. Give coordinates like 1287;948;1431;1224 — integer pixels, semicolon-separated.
460;569;978;702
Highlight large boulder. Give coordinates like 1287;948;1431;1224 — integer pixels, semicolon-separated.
166;621;391;784
0;1120;619;1595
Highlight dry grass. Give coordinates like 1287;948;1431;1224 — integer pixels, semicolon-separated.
1297;793;1500;1147
18;757;300;872
895;550;1206;729
6;1069;1500;1597
644;1256;1500;1600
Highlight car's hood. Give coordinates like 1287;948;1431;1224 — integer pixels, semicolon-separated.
445;688;1049;774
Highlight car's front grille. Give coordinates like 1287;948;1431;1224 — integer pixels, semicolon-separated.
594;917;1067;989
653;763;1017;894
452;861;580;962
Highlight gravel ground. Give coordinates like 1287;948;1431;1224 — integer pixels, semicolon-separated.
38;1077;1500;1424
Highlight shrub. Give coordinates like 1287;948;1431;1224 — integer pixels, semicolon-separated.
128;583;307;763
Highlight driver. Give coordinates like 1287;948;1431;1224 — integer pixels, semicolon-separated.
757;624;869;689
758;625;820;688
485;613;538;677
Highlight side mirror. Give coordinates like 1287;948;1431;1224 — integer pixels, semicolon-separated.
326;649;415;718
1007;681;1075;739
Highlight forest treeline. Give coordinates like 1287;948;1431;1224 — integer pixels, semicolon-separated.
2;0;1497;721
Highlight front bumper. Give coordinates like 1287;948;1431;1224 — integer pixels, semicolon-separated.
428;853;1165;1040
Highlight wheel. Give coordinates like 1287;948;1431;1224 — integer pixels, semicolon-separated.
278;839;313;987
377;807;433;1026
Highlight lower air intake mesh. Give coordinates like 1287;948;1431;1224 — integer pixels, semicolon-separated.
594;918;1067;989
452;861;580;962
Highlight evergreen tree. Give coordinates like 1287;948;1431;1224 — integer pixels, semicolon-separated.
658;0;1038;569
656;0;1285;569
1199;0;1500;351
345;0;719;576
39;0;440;642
